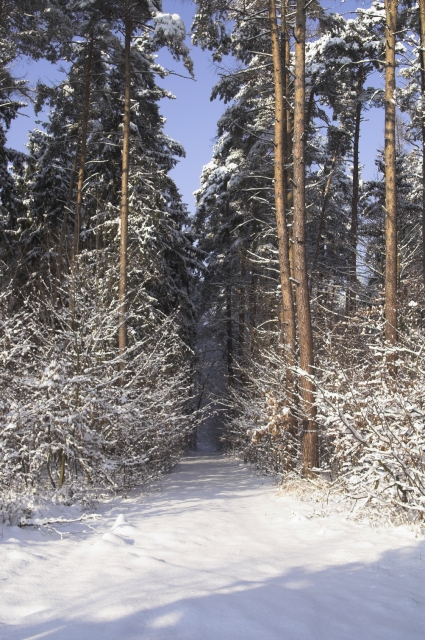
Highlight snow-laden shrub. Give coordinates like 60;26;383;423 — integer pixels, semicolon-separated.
316;314;425;516
222;301;425;519
0;486;97;527
0;267;196;498
221;351;301;475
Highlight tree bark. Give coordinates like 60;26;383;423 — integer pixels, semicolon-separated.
269;0;296;362
306;86;315;140
384;0;398;370
311;140;340;287
248;267;257;355
419;0;425;283
118;1;132;366
238;255;245;359
283;4;295;285
248;211;259;355
59;450;66;488
293;0;318;474
226;285;234;385
72;32;94;261
347;70;363;315
58;145;79;274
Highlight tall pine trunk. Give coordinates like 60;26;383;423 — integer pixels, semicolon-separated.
293;0;318;474
311;140;340;285
248;212;259;356
347;70;362;315
72;32;94;261
419;0;425;283
238;255;246;362
69;33;94;326
384;0;398;369
248;268;257;355
269;0;296;364
284;22;295;286
118;1;132;366
58;146;79;273
226;285;234;385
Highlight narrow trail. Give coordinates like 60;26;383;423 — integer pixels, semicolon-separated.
1;454;424;640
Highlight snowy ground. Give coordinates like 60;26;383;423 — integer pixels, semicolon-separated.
1;454;424;640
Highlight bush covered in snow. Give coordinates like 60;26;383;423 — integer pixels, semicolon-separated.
316;306;425;517
0;265;196;510
221;354;301;475
221;296;425;521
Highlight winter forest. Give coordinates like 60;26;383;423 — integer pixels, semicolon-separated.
1;0;425;636
3;0;424;520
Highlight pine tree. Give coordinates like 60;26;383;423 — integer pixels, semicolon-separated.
269;0;296;386
384;0;398;368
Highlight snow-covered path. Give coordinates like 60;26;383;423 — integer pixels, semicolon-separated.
1;454;424;640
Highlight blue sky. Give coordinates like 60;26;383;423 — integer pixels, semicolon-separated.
7;0;384;214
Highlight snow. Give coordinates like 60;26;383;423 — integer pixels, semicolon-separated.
1;454;424;639
154;13;186;43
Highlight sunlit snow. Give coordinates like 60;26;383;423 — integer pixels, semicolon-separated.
1;455;423;639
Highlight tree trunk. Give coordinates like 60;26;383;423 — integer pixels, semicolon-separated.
57;145;79;275
118;1;132;366
282;4;295;286
248;211;259;356
269;0;296;361
59;450;66;488
226;285;234;385
293;0;318;474
72;32;94;261
238;255;245;358
419;0;425;283
306;86;316;140
384;0;398;370
347;70;362;315
248;267;257;355
311;140;340;287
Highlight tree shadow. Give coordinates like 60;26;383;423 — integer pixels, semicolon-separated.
4;542;424;640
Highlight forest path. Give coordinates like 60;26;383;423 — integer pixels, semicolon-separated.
1;454;424;640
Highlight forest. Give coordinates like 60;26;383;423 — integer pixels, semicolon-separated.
0;0;424;527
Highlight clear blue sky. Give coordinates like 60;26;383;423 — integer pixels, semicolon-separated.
7;0;384;214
